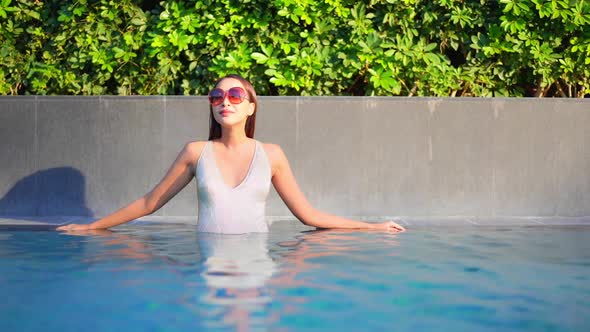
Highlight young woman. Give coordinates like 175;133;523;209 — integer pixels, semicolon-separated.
57;74;405;234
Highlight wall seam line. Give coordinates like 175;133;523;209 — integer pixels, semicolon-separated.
33;96;39;216
163;96;167;216
491;100;497;217
295;96;300;180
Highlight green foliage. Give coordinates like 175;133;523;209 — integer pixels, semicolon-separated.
1;0;588;96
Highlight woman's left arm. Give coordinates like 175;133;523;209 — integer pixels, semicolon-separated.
266;144;404;232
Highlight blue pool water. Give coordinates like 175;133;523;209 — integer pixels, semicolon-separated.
1;222;589;331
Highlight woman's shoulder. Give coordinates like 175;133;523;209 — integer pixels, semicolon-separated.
260;141;283;155
184;140;208;152
260;142;288;164
181;140;209;161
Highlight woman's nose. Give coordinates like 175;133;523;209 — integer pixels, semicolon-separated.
223;94;232;106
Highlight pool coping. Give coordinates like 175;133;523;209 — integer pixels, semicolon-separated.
1;215;589;228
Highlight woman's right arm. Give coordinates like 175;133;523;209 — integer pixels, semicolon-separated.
57;142;203;231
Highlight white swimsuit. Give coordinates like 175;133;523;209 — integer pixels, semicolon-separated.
195;140;271;234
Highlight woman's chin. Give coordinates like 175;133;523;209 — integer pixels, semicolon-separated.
216;118;246;129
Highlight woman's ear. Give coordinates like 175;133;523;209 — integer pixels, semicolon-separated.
247;102;255;116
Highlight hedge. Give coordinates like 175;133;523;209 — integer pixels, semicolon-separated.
1;0;589;97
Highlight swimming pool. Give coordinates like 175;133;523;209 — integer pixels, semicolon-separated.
1;222;589;331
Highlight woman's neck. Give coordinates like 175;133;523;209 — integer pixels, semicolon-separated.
217;126;250;148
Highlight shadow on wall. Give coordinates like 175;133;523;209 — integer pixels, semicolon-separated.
0;167;93;220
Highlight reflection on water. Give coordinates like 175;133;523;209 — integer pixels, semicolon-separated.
48;225;401;331
198;232;277;291
196;232;278;331
4;225;590;331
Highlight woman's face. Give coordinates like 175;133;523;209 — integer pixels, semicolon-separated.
210;78;255;128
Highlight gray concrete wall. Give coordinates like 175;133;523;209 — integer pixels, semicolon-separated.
1;96;588;219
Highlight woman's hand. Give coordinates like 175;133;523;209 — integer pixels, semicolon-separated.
56;223;94;231
371;221;406;233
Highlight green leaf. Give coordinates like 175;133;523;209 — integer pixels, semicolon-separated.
261;44;274;57
151;36;166;48
130;17;144;26
24;9;40;20
113;47;123;56
424;43;437;52
251;52;268;64
281;43;291;55
424;53;440;65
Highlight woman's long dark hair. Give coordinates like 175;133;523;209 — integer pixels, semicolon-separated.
208;74;258;140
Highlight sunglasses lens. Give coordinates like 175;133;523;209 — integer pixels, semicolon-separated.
209;89;224;106
209;87;248;106
228;87;246;104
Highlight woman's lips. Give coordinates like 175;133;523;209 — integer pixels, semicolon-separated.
219;109;233;117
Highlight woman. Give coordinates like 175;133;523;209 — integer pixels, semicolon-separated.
58;74;405;233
